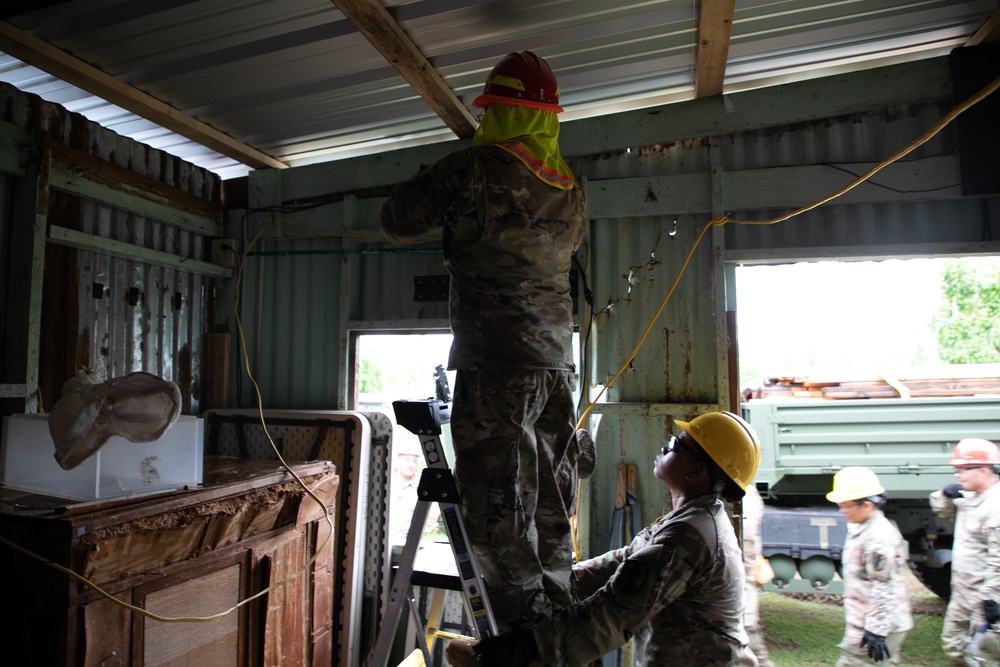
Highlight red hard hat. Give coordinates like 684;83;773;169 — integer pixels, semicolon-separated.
949;438;1000;466
472;51;563;113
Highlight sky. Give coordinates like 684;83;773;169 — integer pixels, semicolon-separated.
357;256;995;396
734;258;947;387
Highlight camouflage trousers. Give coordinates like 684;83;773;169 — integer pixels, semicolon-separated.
835;627;908;666
943;594;1000;666
451;368;578;632
744;582;774;667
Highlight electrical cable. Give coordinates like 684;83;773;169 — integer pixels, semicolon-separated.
574;72;1000;432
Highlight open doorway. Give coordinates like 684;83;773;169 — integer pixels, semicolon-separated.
733;255;1000;601
356;332;454;548
735;256;1000;390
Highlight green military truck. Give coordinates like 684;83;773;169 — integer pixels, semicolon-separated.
744;394;1000;599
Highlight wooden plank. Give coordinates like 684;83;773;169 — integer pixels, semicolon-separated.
261;531;308;667
47;141;220;235
0;21;287;170
967;9;1000;45
204;332;232;410
330;0;477;138
724;156;964;213
48;225;232;279
695;0;735;98
140;564;241;665
0;119;29;177
587;172;710;219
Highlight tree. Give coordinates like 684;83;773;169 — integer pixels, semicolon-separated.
932;258;1000;364
359;357;383;393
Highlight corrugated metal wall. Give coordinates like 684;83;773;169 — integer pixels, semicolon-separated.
0;81;222;414
242;79;1000;557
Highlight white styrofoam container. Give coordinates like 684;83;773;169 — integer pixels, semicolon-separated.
1;413;203;500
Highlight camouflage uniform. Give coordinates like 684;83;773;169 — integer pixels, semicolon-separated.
531;494;757;667
836;511;912;666
741;484;775;667
931;483;1000;666
381;145;587;630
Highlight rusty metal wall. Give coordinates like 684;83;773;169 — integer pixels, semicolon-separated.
244;94;1000;558
0;82;221;414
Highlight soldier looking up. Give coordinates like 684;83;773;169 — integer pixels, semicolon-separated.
447;411;762;667
380;50;588;632
827;467;913;666
931;438;1000;666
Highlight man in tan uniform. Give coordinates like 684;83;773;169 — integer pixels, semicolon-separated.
828;467;912;666
742;482;775;667
931;438;1000;666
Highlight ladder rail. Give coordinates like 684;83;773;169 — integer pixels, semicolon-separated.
365;398;498;667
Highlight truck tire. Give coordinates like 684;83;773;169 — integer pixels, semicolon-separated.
909;561;951;601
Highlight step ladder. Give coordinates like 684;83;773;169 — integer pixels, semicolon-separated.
365;372;499;667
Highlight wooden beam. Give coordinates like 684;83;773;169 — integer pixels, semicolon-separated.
967;9;1000;45
695;0;735;98
329;0;478;139
0;21;287;171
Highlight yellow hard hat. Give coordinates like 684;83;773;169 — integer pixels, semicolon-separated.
826;466;885;503
675;411;761;491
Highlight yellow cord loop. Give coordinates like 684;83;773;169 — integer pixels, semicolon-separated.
570;73;1000;559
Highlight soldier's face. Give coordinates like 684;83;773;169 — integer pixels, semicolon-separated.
954;465;994;494
654;433;701;486
836;499;874;524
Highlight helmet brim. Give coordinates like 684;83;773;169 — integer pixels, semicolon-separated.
472;93;563;113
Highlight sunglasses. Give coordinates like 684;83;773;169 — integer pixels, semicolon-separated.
666;435;693;455
836;500;865;509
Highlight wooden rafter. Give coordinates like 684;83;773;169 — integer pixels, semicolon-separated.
0;21;287;171
695;0;736;98
967;9;1000;45
330;0;478;139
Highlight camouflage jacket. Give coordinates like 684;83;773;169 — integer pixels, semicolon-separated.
841;511;913;637
380;146;587;370
533;494;756;667
931;481;1000;605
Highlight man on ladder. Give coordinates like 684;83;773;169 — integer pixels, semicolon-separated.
380;47;589;646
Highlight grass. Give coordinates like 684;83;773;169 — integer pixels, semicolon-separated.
761;572;948;667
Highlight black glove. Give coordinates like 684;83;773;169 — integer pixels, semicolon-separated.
474;628;540;667
941;483;964;499
985;600;1000;625
860;630;890;662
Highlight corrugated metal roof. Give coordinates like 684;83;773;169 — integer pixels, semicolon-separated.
1;0;996;180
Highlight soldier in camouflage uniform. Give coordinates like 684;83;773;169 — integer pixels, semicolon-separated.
742;482;775;667
930;438;1000;666
380;51;587;632
447;411;762;667
827;467;912;666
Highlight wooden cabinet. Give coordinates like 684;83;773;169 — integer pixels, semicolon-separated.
0;458;339;667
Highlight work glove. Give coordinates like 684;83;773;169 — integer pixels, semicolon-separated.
474;628;541;667
860;630;890;662
941;483;964;499
984;599;1000;625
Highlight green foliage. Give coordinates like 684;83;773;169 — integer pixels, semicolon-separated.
761;592;946;667
358;357;383;393
933;258;1000;364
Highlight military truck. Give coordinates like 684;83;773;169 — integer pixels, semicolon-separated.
744;391;1000;599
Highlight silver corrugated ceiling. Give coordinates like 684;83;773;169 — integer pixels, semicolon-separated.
1;0;996;180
